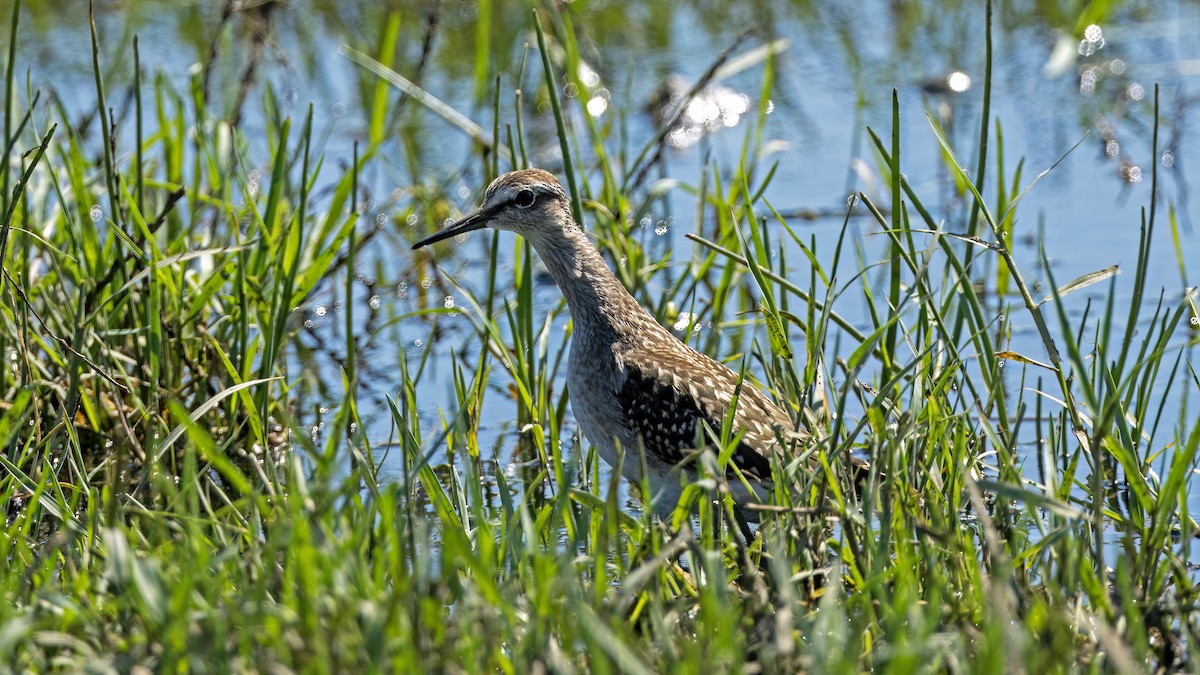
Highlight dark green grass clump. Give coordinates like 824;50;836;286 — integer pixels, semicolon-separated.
1;1;1198;672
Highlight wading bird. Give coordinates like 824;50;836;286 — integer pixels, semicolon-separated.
414;169;843;519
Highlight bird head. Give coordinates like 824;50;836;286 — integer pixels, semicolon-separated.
412;169;572;250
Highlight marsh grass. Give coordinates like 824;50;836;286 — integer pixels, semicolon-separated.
0;1;1198;672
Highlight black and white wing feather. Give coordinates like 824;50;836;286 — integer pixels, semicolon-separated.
616;360;778;481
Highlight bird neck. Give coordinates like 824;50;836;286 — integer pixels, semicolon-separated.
530;221;657;342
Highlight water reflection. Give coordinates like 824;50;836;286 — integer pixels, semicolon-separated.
920;69;972;94
648;75;753;149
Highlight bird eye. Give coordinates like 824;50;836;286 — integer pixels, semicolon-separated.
513;188;536;208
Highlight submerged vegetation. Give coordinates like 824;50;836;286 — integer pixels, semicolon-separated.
0;0;1197;671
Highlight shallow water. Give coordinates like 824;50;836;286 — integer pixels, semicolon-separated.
9;0;1197;519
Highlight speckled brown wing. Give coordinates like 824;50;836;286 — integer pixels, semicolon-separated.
616;355;788;481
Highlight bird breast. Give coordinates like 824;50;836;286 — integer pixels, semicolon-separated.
565;336;637;475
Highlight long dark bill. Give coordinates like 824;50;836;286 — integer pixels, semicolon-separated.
411;208;493;249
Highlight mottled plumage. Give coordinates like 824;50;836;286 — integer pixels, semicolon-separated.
413;169;820;518
618;362;775;481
